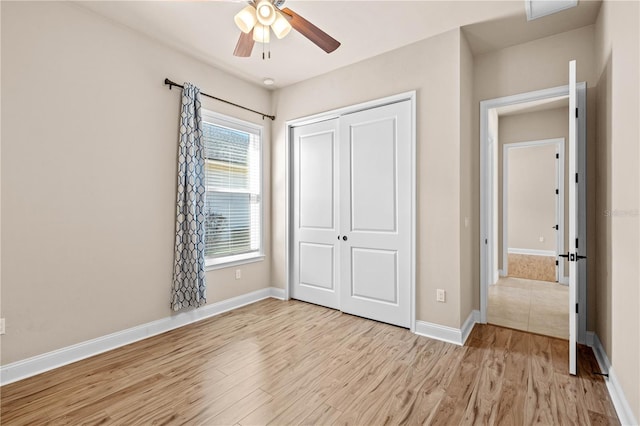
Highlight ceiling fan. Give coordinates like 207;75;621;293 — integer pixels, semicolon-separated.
233;0;341;58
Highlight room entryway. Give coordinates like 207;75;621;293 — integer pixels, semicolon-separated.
489;122;570;342
481;60;587;375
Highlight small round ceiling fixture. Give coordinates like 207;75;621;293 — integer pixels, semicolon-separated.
263;78;275;86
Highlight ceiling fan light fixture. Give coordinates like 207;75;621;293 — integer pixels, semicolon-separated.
271;11;292;39
253;23;271;43
255;0;276;26
232;2;341;58
234;5;257;33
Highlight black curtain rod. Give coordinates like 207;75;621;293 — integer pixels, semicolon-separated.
164;78;275;121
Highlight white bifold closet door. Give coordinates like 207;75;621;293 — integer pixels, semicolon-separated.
291;100;412;328
291;119;341;310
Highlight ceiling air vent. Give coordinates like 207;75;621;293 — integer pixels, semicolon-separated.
525;0;578;21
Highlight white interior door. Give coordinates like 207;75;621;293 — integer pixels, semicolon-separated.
568;59;579;375
291;119;340;309
339;101;412;328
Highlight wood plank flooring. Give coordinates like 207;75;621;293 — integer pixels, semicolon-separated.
1;299;619;425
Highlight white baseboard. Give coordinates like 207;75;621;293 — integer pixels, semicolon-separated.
415;310;480;346
0;287;284;386
269;287;286;300
508;247;556;257
586;331;638;426
461;310;480;344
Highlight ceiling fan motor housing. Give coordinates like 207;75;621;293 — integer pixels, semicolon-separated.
256;0;276;26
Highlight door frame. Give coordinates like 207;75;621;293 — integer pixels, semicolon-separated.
502;138;565;283
284;91;417;332
480;83;587;343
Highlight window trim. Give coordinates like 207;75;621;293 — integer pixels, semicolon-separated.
201;109;264;269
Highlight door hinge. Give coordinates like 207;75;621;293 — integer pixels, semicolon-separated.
485;239;488;244
575;173;579;183
555;189;559;195
556;153;560;159
576;238;579;249
555;260;559;266
575;108;579;118
555;224;559;230
576;303;579;314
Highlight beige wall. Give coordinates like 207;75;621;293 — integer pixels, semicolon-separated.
498;107;570;276
1;2;272;364
506;143;557;251
475;25;596;101
595;0;640;420
271;29;467;328
459;32;476;324
0;2;3;364
0;1;3;366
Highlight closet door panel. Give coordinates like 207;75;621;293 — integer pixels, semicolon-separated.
340;100;412;328
351;248;398;304
291;119;340;309
350;118;397;233
299;243;334;291
299;132;334;229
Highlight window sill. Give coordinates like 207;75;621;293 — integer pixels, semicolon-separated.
205;253;265;271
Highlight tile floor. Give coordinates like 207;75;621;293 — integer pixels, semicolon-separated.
488;276;569;339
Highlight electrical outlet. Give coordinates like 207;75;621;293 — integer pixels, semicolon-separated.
0;318;5;335
235;269;242;280
436;289;446;303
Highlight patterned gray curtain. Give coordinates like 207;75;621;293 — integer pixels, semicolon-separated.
171;83;206;311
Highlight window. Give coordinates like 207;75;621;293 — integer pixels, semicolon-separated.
202;110;263;268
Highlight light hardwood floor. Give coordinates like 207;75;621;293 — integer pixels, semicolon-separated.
1;299;618;425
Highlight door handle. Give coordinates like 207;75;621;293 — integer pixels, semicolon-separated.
342;235;348;241
558;253;587;261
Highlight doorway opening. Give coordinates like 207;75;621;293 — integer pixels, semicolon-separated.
491;135;568;339
503;138;566;283
479;78;587;358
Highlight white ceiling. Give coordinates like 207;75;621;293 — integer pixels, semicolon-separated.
77;0;601;89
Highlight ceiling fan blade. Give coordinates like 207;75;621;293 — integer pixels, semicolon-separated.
233;29;255;57
280;7;340;54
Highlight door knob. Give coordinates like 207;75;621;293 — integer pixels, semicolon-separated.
342;235;348;241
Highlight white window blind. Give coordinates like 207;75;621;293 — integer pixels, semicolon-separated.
202;111;262;265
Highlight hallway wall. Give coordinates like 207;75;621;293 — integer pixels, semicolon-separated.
594;0;640;420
